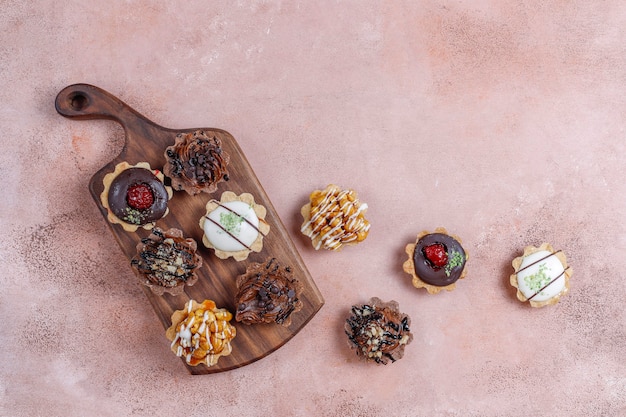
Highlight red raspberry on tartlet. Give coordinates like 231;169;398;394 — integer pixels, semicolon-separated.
403;227;469;294
100;161;173;232
423;243;448;268
126;183;154;210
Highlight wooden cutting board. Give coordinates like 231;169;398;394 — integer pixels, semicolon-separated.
55;84;324;374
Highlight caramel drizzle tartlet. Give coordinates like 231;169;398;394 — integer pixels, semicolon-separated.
235;258;304;327
164;130;230;195
300;184;370;251
165;299;236;367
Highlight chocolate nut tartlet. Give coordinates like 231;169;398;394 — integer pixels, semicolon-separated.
164;130;230;195
234;258;304;327
345;297;413;365
131;227;202;296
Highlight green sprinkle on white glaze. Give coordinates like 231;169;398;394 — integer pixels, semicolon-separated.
523;263;551;294
219;211;244;235
444;251;465;277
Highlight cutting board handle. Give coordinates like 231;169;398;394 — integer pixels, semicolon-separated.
55;83;163;131
55;83;172;155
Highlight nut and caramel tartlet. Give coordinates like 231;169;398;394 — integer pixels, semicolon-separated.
131;227;202;296
403;227;468;294
165;299;236;367
345;297;413;365
234;258;304;327
164;130;230;195
100;162;172;232
300;184;370;251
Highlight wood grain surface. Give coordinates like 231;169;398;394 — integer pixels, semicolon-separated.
55;84;325;374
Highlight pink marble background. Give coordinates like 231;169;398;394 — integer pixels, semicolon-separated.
2;1;625;416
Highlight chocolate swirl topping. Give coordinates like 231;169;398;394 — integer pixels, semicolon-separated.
164;130;230;195
107;167;169;225
235;258;303;326
345;298;412;365
413;233;466;287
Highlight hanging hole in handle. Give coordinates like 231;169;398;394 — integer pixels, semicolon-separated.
68;91;90;111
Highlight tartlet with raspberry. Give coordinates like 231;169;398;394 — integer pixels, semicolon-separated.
403;227;468;294
100;161;173;232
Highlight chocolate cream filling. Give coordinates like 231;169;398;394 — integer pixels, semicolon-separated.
413;233;466;287
235;258;302;326
108;167;169;225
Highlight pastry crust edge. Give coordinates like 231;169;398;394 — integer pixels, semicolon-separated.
510;242;572;308
100;161;173;232
199;191;270;261
402;227;469;294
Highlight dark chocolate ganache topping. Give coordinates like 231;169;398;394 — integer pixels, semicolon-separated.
108;167;169;225
413;233;466;287
235;258;303;326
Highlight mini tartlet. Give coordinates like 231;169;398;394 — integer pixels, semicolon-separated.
510;243;572;308
199;191;270;261
165;299;236;367
234;258;303;327
300;184;370;251
403;227;468;294
100;161;172;232
131;227;202;296
164;130;230;195
345;297;413;365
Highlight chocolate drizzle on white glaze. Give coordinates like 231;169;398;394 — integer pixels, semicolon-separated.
517;250;570;301
203;201;267;251
204;215;253;251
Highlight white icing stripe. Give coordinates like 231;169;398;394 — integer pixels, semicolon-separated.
172;302;233;364
302;188;368;250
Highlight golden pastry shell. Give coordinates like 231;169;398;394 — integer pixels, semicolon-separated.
100;161;173;232
403;227;469;294
510;242;572;308
199;191;270;261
